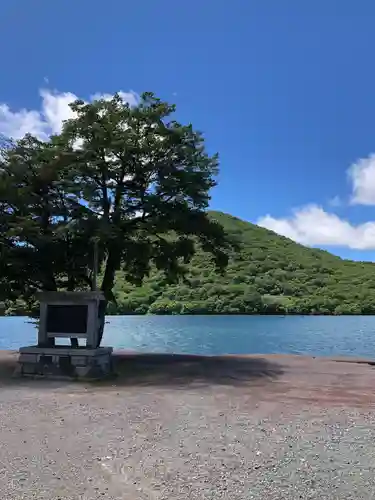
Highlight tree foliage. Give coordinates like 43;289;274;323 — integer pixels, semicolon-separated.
0;93;230;332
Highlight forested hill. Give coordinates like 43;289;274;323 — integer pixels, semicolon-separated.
107;210;375;315
4;211;375;316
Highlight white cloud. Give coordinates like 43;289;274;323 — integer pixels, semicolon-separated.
91;91;138;107
349;154;375;206
257;204;375;250
256;151;375;250
0;104;47;140
40;89;78;135
328;195;342;207
0;88;139;141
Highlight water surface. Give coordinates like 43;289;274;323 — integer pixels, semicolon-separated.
1;315;375;358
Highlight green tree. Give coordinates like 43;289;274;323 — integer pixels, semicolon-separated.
0;93;230;345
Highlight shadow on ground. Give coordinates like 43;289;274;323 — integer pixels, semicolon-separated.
0;351;284;388
107;352;284;387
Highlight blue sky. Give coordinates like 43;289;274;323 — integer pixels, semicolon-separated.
1;1;375;261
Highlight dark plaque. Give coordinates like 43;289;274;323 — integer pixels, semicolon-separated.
46;304;88;334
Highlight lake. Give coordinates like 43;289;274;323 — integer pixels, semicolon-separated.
2;315;375;358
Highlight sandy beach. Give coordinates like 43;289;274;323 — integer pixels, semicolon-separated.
0;350;375;499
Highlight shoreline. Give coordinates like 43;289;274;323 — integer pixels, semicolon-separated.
1;348;375;363
3;312;375;317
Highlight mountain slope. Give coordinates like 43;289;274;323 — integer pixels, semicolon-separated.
108;211;375;315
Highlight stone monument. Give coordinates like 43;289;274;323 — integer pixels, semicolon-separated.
16;291;113;379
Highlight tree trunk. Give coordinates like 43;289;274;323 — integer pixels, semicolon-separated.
95;299;107;348
98;245;120;347
70;338;79;348
100;250;118;298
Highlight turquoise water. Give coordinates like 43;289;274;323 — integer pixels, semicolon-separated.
2;315;375;357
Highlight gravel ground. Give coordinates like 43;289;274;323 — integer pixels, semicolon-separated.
0;352;375;499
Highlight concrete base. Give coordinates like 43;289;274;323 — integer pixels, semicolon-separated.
15;346;113;380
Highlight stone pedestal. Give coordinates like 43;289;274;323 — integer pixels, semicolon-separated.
16;346;113;380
